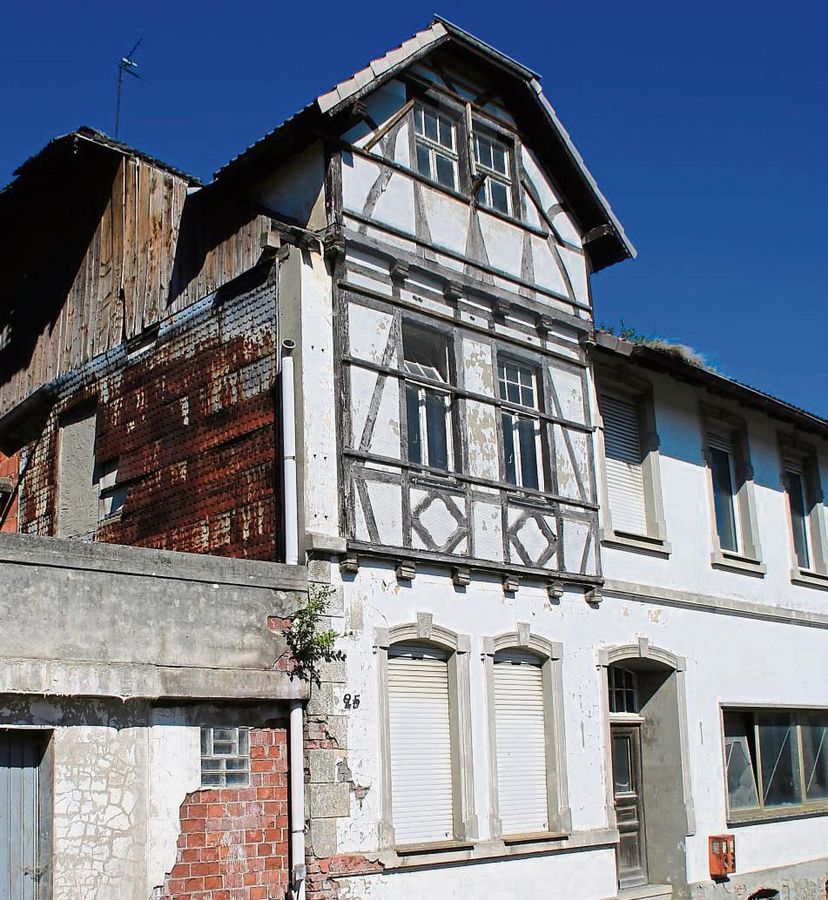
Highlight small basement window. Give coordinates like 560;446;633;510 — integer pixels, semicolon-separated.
201;726;250;787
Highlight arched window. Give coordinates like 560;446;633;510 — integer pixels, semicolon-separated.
484;630;569;840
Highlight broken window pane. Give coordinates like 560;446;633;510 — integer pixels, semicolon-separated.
759;714;801;807
710;444;739;553
802;719;828;801
724;712;759;810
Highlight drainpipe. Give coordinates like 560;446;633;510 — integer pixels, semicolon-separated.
289;699;306;900
281;339;299;566
281;338;306;898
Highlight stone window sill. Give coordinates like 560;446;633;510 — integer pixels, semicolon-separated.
791;568;828;591
727;801;828;826
501;830;567;845
379;827;616;871
711;550;766;577
602;529;671;558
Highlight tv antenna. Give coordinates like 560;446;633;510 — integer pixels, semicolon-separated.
115;38;143;138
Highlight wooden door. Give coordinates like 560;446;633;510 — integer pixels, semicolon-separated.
611;724;647;888
0;730;51;899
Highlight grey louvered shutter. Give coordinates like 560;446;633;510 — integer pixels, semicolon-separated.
494;651;549;835
601;393;648;535
388;646;454;844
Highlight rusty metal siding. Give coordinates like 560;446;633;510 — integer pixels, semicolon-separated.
17;270;281;561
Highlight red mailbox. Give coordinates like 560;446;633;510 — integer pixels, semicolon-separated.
709;834;736;877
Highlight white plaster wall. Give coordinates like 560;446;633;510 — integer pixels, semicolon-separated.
338;845;618;899
254;142;327;229
599;368;828;616
52;719;147;898
301;253;340;538
331;560;828;894
145;708;201;895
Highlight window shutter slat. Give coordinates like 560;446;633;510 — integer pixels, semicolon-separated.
494;655;549;835
388;655;454;844
601;394;648;535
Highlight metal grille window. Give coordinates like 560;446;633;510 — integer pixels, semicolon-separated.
403;324;452;471
414;104;458;191
474;131;512;215
201;726;250;787
723;709;828;817
608;666;638;714
498;360;543;490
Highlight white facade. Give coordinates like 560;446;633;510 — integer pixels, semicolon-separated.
264;20;828;900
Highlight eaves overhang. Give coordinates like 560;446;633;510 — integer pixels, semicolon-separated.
592;333;828;438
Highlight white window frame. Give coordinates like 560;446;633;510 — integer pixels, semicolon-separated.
596;373;669;554
402;323;454;472
779;437;828;587
473;128;513;216
721;706;828;824
483;629;570;842
497;358;544;491
413;103;459;191
374;617;477;853
701;408;764;575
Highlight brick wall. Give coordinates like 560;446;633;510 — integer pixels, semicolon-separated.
17;275;281;560
159;725;290;900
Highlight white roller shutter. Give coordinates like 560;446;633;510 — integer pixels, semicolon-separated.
494;651;549;835
388;645;454;844
601;393;647;535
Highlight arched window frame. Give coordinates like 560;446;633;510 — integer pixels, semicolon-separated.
598;638;695;838
483;624;571;841
374;614;477;852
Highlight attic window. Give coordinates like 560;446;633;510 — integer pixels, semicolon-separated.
473;129;513;215
414;104;458;191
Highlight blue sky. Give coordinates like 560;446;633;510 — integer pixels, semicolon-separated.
3;1;826;415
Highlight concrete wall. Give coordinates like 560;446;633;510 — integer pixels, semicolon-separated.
0;533;307;701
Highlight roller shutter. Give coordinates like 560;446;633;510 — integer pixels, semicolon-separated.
601;393;647;535
388;645;454;843
494;651;549;834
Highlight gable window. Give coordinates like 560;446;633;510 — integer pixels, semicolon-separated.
703;412;763;573
403;324;453;471
473;130;512;215
780;440;828;586
413;104;458;191
498;360;543;490
723;709;828;821
201;726;250;787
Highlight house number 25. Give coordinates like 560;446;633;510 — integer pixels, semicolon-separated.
343;693;361;710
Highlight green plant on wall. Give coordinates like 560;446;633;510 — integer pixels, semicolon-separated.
285;584;343;684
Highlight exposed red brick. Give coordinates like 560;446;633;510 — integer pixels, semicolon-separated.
159;726;289;900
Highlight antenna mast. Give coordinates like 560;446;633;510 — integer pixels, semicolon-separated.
115;38;143;138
